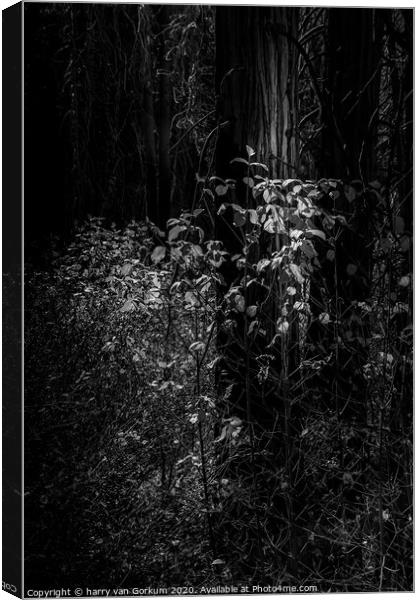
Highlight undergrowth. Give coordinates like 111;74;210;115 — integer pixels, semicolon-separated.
25;158;412;592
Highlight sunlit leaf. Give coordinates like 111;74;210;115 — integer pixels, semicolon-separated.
250;162;269;171
234;294;246;313
230;157;249;166
306;229;326;241
120;263;133;276
289;263;304;284
257;259;270;272
301;239;317;259
319;312;330;325
189;341;205;353
120;299;136;313
248;209;258;224
246;305;257;318
151;245;166;264
277;320;289;335
168;224;186;242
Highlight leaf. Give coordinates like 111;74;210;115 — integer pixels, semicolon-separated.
243;176;254;188
256;259;270;273
301;239;317;259
184;291;200;307
246;145;255;158
189;341;205;353
212;558;225;566
283;178;300;188
248;320;258;335
246;305;257;318
289;263;304;285
263;189;272;203
319;312;330;325
151;246;166;264
230;157;249;166
248;209;258;224
234;294;246;313
263;218;275;233
326;249;335;261
120;299;136;313
344;185;356;203
120;263;133;276
250;162;269;171
168;224;186;242
286;286;297;296
233;211;246;227
306;229;326;241
215;184;228;196
291;229;303;240
214;426;227;443
208;356;221;370
277;320;289;335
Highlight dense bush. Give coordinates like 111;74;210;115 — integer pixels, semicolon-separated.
25;154;412;592
25;218;218;588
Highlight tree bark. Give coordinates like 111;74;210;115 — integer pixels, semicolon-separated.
216;7;298;179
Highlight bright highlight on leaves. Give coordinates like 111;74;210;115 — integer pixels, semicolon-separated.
319;312;330;325
151;246;166;264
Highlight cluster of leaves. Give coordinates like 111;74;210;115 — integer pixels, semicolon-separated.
160;150;412;590
25;146;412;590
24;218;221;588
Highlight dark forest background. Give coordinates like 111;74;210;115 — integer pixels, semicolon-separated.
21;3;413;594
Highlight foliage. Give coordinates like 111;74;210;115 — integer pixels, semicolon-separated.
25;218;218;587
23;4;412;593
26;148;412;591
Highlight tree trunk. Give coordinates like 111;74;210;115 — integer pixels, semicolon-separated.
216;7;298;179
